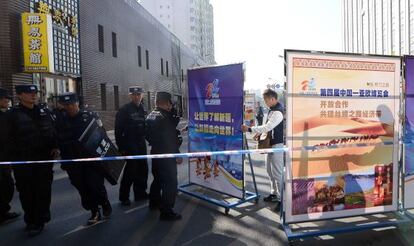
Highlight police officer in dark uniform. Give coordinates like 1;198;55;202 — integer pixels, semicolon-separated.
115;86;149;206
55;92;112;225
146;92;183;221
0;88;20;224
8;85;59;236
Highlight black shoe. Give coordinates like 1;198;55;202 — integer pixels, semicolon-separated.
120;199;131;207
87;210;101;225
148;201;160;210
0;211;20;224
102;201;112;217
135;193;149;202
274;201;281;213
25;224;36;231
28;224;44;237
160;211;182;221
263;194;279;203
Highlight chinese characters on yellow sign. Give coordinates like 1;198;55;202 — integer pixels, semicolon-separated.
22;13;54;73
35;1;79;37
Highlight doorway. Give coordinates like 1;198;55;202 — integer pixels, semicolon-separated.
40;74;77;108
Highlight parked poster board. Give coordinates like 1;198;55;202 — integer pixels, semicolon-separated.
285;50;400;223
404;56;414;209
244;93;256;127
187;63;245;199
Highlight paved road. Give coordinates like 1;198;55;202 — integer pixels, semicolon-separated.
1;131;414;246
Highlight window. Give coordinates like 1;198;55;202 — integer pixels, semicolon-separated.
100;84;107;111
145;50;149;70
161;58;164;75
112;32;117;57
98;24;104;53
114;86;119;110
166;61;169;77
137;46;142;67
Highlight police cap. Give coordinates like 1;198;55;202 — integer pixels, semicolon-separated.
155;91;172;103
0;88;11;99
15;84;38;94
129;86;143;94
58;92;79;104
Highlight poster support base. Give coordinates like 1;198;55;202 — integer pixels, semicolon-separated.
179;183;259;215
282;211;410;241
402;209;414;220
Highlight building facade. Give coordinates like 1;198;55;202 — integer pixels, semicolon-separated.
139;0;215;64
342;0;414;56
0;0;203;128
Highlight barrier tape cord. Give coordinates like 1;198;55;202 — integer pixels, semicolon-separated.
1;139;412;166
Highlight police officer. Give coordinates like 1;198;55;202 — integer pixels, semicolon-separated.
0;88;20;224
146;92;183;221
55;92;112;225
8;85;59;236
115;86;148;206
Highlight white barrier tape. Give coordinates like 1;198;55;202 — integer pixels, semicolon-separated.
0;139;408;166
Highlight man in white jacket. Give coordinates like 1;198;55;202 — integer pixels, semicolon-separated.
242;89;284;212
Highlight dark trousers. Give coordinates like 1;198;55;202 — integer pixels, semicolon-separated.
0;167;14;216
257;117;263;126
149;158;177;213
13;164;53;225
66;164;108;211
119;158;148;201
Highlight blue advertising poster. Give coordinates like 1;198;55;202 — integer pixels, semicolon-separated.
187;63;245;199
404;56;414;208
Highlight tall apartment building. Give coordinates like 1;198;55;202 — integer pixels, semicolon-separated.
139;0;215;64
342;0;414;56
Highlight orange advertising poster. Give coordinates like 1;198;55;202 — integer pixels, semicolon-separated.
284;51;400;223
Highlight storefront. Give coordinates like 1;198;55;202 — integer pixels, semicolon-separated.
24;0;81;105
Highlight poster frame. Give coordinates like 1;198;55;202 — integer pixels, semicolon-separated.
185;62;246;199
283;49;402;224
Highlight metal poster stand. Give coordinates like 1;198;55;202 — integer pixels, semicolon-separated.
281;145;411;241
401;143;414;220
179;135;259;215
281;50;412;241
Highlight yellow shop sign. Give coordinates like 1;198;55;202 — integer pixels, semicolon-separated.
22;13;54;73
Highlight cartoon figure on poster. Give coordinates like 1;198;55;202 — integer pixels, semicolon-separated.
206;79;220;99
188;64;245;199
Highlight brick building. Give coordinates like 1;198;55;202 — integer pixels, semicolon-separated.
0;0;205;128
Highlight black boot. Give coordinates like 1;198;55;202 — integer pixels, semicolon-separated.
0;211;20;224
28;224;44;237
87;209;101;225
135;192;149;202
120;199;131;207
148;200;160;210
102;201;112;217
160;211;182;221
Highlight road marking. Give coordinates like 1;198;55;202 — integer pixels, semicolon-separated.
158;198;200;246
125;204;148;214
62;219;107;237
124;212;160;244
181;231;212;246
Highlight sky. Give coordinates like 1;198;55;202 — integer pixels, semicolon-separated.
210;0;342;90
